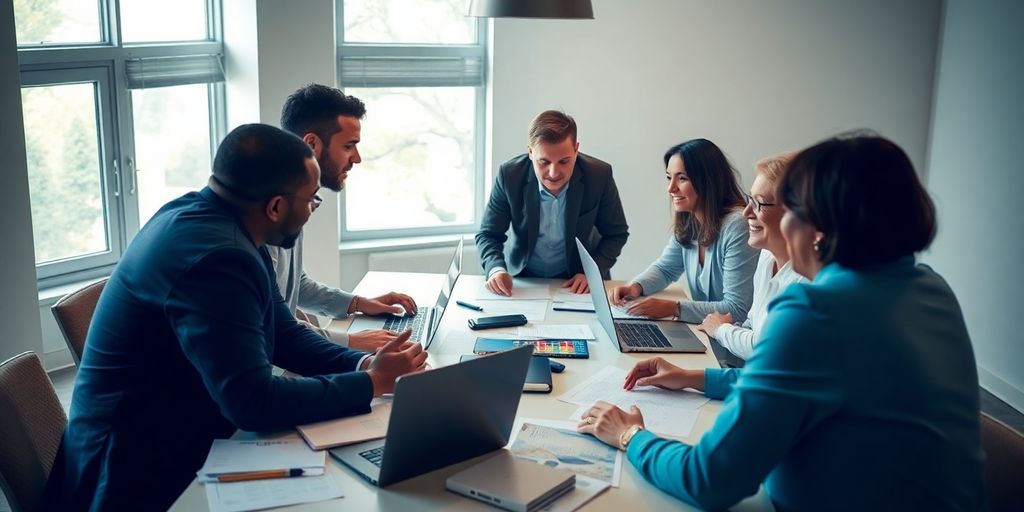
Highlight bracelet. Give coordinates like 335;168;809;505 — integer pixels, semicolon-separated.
350;295;361;314
619;424;644;450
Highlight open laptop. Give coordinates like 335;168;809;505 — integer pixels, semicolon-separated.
330;344;533;487
349;238;463;348
575;238;706;353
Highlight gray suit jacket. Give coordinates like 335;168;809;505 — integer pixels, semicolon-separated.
476;153;629;279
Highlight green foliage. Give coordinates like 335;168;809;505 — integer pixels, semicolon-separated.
13;0;63;44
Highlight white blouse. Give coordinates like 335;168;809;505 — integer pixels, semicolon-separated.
713;250;806;360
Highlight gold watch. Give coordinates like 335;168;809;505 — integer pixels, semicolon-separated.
619;424;644;450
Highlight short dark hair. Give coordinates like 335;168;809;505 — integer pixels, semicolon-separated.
665;138;745;245
528;110;577;147
212;123;314;200
780;132;936;268
280;84;366;143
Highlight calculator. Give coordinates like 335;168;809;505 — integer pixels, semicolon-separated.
474;338;590;359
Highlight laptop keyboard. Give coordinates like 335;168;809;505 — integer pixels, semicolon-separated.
359;446;385;467
616;322;672;348
382;307;433;341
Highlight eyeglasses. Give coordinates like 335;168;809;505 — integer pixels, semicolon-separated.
743;192;776;213
212;176;323;212
282;191;323;212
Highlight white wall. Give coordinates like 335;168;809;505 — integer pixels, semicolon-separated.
1;0;45;363
925;0;1024;411
491;0;942;281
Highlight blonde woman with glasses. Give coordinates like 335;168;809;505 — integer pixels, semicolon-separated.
697;153;807;360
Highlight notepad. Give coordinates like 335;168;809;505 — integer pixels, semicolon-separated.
461;354;553;393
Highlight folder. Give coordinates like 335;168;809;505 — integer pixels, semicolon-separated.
461;354;552;393
296;399;391;450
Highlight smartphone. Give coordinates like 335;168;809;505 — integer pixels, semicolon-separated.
467;314;528;330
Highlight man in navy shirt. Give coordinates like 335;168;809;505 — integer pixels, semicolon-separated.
46;124;427;511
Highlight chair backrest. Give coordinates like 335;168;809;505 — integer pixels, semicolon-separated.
0;352;67;512
50;278;107;365
981;411;1024;512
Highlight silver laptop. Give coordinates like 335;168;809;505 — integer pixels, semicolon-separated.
575;238;706;353
349;238;463;348
330;344;533;487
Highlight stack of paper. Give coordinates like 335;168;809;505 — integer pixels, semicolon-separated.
199;439;342;512
198;439;326;481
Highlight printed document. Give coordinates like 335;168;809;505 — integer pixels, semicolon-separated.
559;366;709;438
474;280;552;300
205;475;343;512
198;439;324;481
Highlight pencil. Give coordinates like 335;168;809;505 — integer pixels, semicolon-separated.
216;468;305;483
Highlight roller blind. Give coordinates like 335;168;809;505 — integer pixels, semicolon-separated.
339;55;484;88
125;54;224;89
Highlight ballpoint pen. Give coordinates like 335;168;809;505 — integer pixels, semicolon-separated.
455;300;484;312
216;468;306;483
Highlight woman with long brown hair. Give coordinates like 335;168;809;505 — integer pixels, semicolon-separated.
611;138;759;323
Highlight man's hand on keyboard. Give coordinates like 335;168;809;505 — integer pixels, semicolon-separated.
349;329;402;352
354;292;418;317
366;329;428;396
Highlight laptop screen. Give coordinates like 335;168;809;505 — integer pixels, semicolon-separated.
574;238;619;343
425;238;463;347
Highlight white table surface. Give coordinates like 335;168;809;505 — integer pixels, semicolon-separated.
170;272;773;511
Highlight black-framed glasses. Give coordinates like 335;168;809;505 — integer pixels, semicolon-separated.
211;176;322;211
743;192;776;213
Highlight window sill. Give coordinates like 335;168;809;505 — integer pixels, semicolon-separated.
38;276;107;307
339;233;474;254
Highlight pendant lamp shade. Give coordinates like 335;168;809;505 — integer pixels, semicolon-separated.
468;0;594;19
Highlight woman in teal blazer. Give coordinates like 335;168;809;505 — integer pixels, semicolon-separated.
611;139;759;323
579;134;984;510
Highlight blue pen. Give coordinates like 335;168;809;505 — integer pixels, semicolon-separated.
456;300;484;312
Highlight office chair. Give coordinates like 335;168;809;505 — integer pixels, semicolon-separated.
981;411;1024;511
0;352;67;512
50;278;107;365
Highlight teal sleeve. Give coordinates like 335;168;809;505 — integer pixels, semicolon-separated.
622;286;844;509
703;367;742;400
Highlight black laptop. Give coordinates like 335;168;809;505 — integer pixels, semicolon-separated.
330;344;533;486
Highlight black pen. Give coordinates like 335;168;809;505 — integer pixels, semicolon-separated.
456;300;484;312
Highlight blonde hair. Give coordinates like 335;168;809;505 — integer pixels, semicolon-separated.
754;151;798;186
528;110;577;147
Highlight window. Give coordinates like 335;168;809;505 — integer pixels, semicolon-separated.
337;0;486;240
15;0;225;286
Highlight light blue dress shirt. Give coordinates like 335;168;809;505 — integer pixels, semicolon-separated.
523;183;569;278
625;258;984;511
632;211;759;322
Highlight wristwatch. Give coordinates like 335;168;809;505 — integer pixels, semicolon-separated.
619;424;644;450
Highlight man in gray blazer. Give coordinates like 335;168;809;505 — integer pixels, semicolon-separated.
476;110;629;295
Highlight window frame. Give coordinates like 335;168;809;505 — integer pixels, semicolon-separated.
335;0;487;242
17;0;226;289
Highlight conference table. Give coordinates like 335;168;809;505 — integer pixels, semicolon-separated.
170;271;773;511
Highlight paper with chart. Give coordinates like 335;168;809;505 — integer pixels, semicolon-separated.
509;419;623;487
474;280;551;300
472;299;549;321
205;475;343;512
559;366;709;438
